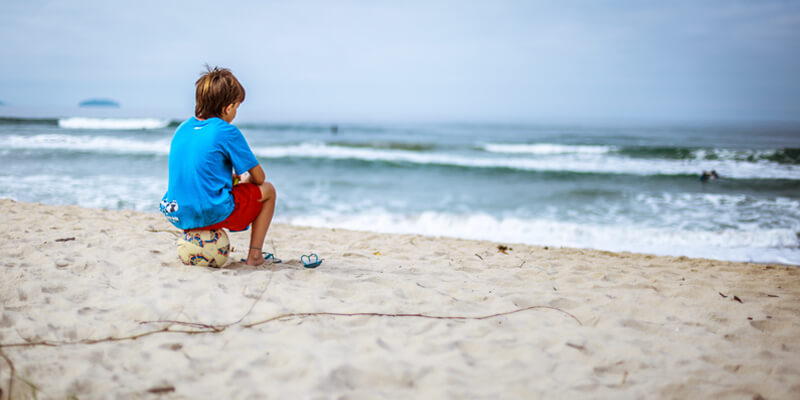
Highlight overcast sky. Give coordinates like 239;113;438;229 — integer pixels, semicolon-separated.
1;1;799;123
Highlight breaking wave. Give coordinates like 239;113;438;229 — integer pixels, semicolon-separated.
58;117;171;130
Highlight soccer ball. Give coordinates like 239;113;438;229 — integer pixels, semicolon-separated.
177;229;230;268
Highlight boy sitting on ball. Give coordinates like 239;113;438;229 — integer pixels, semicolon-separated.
160;66;277;266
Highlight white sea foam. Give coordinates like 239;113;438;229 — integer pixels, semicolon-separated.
691;148;787;163
0;174;166;212
2;172;797;264
252;143;800;180
58;117;170;130
482;143;614;155
3;134;170;155
630;192;800;230
284;210;800;265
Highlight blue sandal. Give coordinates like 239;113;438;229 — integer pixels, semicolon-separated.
241;252;282;264
301;253;323;269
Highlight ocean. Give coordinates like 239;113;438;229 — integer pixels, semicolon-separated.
1;113;799;265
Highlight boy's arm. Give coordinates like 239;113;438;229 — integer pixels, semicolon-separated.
247;164;266;185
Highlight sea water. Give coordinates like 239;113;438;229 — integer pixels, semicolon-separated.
1;113;798;265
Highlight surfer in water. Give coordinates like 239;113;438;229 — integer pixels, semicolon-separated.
700;170;720;182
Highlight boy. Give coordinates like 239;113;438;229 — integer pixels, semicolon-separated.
160;66;276;266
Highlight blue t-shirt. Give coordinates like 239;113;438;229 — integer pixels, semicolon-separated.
160;117;259;230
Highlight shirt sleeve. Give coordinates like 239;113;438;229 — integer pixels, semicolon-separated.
221;125;259;175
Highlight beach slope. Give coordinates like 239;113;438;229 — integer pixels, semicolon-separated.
1;199;798;398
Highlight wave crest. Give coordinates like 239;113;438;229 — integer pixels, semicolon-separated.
3;134;170;155
252;143;800;180
58;117;170;130
482;143;614;155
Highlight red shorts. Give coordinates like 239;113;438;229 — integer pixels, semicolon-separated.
198;183;263;232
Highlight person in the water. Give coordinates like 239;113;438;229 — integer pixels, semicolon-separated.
700;170;720;182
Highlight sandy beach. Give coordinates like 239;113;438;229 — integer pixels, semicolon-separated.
1;198;798;399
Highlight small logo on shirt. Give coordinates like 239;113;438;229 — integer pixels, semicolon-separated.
160;200;180;222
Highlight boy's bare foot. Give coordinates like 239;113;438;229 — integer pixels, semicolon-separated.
243;249;281;266
245;249;266;266
245;257;265;266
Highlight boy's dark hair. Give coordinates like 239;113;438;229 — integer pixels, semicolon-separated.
195;66;246;120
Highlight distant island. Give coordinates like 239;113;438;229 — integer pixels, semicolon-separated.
79;98;120;108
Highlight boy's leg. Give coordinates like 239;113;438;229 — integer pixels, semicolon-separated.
245;182;277;265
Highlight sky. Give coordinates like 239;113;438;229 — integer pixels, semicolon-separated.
1;0;799;123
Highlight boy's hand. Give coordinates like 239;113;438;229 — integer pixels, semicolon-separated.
233;172;251;185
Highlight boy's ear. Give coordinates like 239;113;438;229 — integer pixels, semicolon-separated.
221;103;234;119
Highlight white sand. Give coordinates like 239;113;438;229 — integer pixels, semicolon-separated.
1;198;799;399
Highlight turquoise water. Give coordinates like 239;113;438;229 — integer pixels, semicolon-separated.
1;114;799;264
